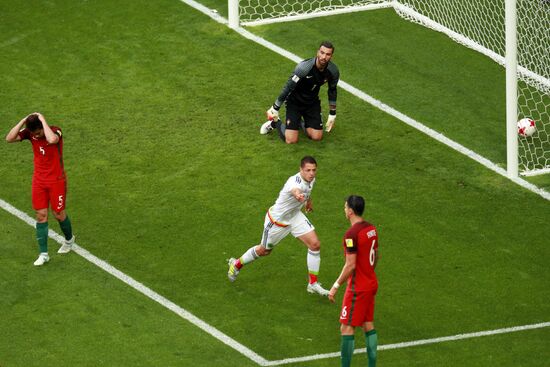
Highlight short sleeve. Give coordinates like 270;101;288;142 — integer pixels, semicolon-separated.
18;128;30;141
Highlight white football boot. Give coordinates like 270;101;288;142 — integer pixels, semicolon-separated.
260;121;274;135
58;235;75;254
227;258;240;282
307;282;329;296
33;253;50;266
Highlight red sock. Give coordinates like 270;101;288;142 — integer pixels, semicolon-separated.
235;258;243;269
308;273;318;284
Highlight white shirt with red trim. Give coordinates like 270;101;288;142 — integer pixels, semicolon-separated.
268;172;315;225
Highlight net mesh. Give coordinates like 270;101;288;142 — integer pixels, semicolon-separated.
239;0;550;174
395;0;550;173
239;0;387;23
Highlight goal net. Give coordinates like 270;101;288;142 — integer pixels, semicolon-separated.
237;0;391;26
394;0;550;175
233;0;550;176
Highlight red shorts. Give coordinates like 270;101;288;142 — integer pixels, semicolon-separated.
32;180;67;212
339;289;377;327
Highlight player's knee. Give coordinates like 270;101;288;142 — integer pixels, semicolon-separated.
309;241;321;252
340;324;354;335
256;246;272;256
35;210;48;223
285;137;298;144
53;210;66;221
309;133;323;141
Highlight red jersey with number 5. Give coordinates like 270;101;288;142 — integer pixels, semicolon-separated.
18;126;65;183
343;221;378;292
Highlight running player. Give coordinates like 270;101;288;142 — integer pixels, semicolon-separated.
227;156;329;296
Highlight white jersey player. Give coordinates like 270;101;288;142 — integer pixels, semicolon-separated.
227;156;329;296
267;171;315;229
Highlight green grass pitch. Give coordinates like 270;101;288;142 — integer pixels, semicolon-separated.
1;0;549;366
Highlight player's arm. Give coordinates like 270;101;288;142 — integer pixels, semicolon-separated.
267;75;298;121
290;187;306;203
37;113;60;145
305;197;313;213
325;64;340;132
267;60;313;120
5;115;29;143
328;252;357;303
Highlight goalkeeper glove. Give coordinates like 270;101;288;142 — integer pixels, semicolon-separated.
266;105;280;122
325;111;336;132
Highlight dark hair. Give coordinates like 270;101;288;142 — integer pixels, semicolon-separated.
346;195;365;216
301;155;317;167
25;114;43;132
319;41;334;52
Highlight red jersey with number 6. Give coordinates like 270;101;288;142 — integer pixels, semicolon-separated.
18;126;65;183
343;221;378;292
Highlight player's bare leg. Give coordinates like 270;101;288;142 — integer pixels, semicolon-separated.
284;129;299;144
306;128;323;141
35;208;48;223
298;231;328;296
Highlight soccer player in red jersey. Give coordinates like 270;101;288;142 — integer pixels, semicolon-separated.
328;195;378;367
6;113;75;266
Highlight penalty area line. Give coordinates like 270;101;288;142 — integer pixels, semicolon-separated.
0;197;270;366
265;321;550;366
2;197;549;366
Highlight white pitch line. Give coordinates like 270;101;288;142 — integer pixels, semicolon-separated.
177;0;550;202
265;322;550;365
2;196;550;366
231;27;550;201
2;1;549;365
0;198;269;366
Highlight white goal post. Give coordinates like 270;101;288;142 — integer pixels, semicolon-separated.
228;0;550;177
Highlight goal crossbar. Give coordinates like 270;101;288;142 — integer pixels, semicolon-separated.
230;0;550;176
241;2;393;27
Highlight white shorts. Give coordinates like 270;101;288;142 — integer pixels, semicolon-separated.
260;211;315;250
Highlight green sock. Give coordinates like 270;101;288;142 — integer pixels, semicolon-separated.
36;222;49;253
340;335;355;367
365;329;378;367
58;215;73;240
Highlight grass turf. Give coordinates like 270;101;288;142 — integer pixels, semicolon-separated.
1;0;549;365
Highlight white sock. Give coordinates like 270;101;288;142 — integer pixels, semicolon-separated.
240;246;259;265
307;249;320;276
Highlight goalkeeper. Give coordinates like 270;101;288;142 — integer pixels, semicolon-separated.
261;41;340;144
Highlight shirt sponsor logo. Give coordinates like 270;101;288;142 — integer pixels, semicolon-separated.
367;229;376;238
345;239;354;248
